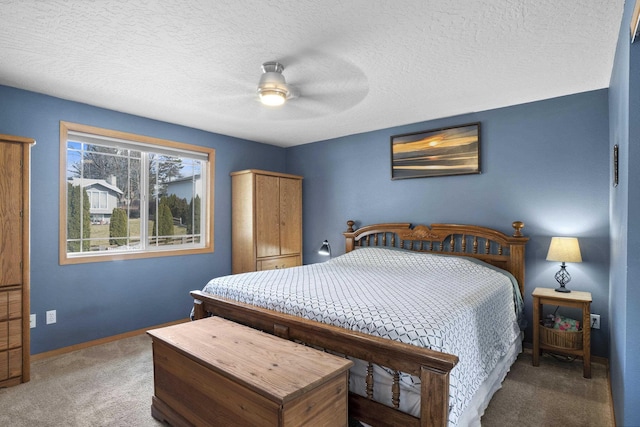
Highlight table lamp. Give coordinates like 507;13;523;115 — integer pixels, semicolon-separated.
546;237;582;293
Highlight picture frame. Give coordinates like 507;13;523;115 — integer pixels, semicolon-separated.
390;122;481;180
632;0;640;43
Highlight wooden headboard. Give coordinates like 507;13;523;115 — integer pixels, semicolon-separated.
343;220;529;295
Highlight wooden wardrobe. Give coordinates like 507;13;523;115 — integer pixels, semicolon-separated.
231;170;302;274
0;134;35;386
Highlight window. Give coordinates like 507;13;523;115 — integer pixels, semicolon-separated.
59;121;215;264
88;190;108;210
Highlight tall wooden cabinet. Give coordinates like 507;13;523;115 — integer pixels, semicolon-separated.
231;170;303;274
0;134;34;386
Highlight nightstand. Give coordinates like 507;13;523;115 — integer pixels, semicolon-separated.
532;287;592;378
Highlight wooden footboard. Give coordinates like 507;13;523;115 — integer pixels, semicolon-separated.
191;290;458;427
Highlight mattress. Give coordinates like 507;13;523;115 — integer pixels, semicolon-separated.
200;247;524;426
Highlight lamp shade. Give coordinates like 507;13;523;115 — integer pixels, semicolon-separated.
318;240;331;256
546;237;582;263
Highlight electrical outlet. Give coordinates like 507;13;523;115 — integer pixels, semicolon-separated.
590;314;600;329
46;310;56;325
30;314;36;328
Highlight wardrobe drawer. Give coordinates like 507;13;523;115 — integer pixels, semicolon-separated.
0;290;21;321
0;319;22;351
257;255;301;271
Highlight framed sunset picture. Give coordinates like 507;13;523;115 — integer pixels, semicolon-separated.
390;123;481;179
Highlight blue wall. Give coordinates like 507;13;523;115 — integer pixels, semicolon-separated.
286;90;611;357
0;85;286;354
609;0;640;424
0;67;616;387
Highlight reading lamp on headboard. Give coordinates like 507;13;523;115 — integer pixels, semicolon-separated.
546;237;582;293
318;240;331;257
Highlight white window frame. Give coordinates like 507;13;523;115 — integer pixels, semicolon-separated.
88;190;108;210
59;121;215;264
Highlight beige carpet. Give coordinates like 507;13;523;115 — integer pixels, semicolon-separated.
0;334;163;427
0;335;613;426
482;350;614;427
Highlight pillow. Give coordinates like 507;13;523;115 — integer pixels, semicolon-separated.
553;315;580;331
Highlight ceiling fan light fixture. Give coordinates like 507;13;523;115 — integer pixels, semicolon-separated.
257;61;291;107
259;88;287;106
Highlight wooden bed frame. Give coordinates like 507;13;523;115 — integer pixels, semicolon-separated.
191;220;528;427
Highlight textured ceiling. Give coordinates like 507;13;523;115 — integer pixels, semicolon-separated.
0;0;624;147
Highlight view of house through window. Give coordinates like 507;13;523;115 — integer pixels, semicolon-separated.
60;122;214;264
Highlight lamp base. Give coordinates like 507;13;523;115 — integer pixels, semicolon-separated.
554;263;572;293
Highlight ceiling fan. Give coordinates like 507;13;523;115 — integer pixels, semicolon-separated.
257;61;298;106
208;56;367;119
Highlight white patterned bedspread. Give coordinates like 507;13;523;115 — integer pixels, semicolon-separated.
200;247;523;426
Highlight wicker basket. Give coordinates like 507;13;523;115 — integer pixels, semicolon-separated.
539;323;583;350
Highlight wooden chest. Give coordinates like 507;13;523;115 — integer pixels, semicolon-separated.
147;317;353;427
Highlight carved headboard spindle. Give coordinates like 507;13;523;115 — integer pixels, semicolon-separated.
342;220;529;296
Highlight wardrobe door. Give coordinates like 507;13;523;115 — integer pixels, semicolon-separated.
255;174;281;259
279;177;302;256
0;134;34;386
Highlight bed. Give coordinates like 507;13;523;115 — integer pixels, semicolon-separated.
191;220;528;427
